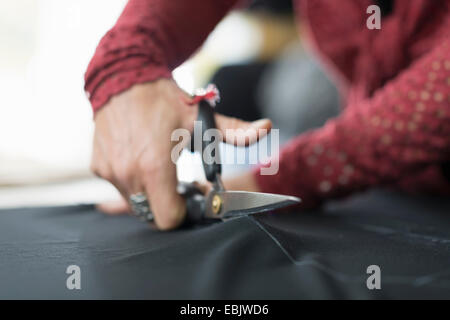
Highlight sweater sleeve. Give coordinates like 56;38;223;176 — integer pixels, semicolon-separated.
84;0;239;112
254;38;450;208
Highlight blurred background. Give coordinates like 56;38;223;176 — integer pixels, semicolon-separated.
0;0;338;208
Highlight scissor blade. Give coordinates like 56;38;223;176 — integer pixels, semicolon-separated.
214;191;301;219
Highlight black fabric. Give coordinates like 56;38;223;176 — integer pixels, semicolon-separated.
211;63;268;122
442;162;450;183
0;190;449;299
248;0;294;15
375;0;394;16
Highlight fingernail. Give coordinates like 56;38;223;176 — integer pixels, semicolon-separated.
251;119;270;128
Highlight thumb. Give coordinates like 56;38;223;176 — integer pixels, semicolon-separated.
214;114;272;147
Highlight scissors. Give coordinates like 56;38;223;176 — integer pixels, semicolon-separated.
130;88;301;224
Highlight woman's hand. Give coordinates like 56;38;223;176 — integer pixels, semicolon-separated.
91;79;271;230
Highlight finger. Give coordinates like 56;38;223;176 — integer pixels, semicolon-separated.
91;141;133;215
214;114;272;146
109;157;145;217
192;181;211;195
91;132;133;211
141;156;186;230
96;198;130;215
97;177;134;216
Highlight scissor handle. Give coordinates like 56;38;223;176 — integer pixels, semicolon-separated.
190;99;222;182
177;182;205;224
132;182;208;224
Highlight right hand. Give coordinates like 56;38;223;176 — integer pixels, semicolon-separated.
91;78;271;230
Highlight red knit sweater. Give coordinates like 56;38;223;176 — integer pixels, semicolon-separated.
85;0;450;207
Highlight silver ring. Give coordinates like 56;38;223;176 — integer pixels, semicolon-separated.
129;192;154;222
